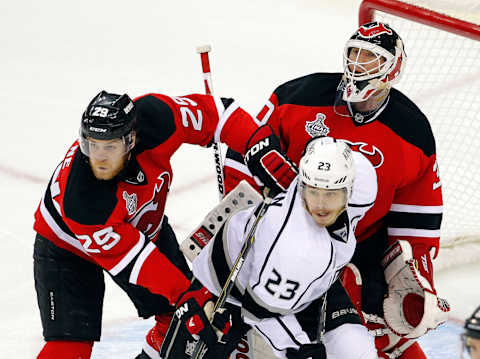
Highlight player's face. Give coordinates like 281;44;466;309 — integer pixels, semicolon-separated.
303;185;347;227
347;48;388;112
87;137;129;180
348;47;385;74
465;336;480;359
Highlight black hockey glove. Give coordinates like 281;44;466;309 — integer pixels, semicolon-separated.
286;343;327;359
244;125;297;197
160;281;243;359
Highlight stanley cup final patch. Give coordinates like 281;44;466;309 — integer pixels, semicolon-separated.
305;113;330;137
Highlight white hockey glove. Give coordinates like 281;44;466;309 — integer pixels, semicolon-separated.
382;240;450;339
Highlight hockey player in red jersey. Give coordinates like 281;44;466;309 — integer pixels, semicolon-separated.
222;22;450;358
33;91;296;359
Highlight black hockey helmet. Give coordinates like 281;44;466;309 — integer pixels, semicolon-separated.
341;21;406;103
79;91;136;156
465;306;480;339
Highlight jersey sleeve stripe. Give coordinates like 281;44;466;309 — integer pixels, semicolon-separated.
242;286;289;317
387;211;442;230
276;317;303;346
128;238;154;284
109;232;146;276
210;222;245;302
213;95;226;123
390;204;443;214
224;158;251;177
348;201;375;208
214;100;240;143
254;325;284;351
387;228;441;238
39;195;87;254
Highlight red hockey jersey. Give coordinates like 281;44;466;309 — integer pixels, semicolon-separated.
34;93;259;305
224;73;442;252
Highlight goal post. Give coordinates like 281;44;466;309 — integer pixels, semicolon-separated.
358;0;480;270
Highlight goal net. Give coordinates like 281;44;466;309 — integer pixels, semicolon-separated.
359;0;480;270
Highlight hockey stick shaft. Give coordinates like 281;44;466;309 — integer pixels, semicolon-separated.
191;191;273;359
196;45;225;200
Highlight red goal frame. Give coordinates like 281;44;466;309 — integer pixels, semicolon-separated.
359;0;480;40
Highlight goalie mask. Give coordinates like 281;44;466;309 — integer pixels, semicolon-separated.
341;22;406;103
298;137;355;227
461;306;480;359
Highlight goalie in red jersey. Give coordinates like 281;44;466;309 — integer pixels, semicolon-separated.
222;22;450;358
32;91;296;359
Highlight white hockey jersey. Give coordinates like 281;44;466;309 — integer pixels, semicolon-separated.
192;151;377;353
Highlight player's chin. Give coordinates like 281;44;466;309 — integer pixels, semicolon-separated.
312;212;334;227
92;167;115;180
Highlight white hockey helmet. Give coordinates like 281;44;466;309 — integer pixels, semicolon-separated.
299;136;355;200
342;22;406;102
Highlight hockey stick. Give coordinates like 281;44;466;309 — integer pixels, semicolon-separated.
191;190;273;359
196;45;225;200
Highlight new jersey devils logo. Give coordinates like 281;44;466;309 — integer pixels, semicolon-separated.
130;172;171;240
343;140;384;168
358;23;392;38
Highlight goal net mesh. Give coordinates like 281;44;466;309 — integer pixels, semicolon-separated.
361;0;480;270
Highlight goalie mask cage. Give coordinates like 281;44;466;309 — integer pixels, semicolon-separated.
359;0;480;270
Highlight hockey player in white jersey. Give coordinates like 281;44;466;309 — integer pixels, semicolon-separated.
161;137;379;359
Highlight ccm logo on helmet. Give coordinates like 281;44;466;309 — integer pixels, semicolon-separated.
245;138;270;162
89;126;107;133
358;23;393;38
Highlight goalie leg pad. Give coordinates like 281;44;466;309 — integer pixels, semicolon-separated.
180;180;262;262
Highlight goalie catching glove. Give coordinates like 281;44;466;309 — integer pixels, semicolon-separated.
381;240;450;339
160;281;244;359
245;125;297;197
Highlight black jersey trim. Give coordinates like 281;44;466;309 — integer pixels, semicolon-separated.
291;242;334;310
211;222;244;302
294;296;324;342
43;166;76;238
348;201;375;208
276;317;302;346
386;211;442;230
254;325;283;351
225;147;245;163
241;290;282;319
379;89;436;157
274;73;341;107
134;95;176;152
252;186;298;291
